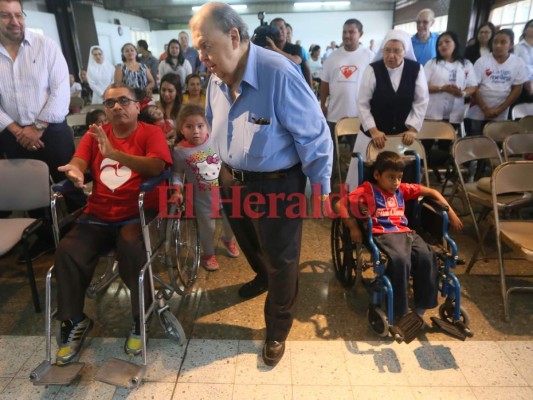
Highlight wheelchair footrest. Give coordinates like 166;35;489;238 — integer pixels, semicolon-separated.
392;312;424;344
30;360;84;386
430;317;468;341
94;358;146;388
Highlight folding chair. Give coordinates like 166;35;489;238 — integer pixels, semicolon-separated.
418;120;457;192
503;132;533;161
511;102;533;119
334;117;360;181
518;115;533;131
66;113;88;140
469;161;533;321
483;120;522;143
0;159;51;312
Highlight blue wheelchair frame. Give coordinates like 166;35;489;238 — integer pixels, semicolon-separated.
332;152;473;341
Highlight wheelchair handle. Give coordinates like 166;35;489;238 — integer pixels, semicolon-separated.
140;170;172;193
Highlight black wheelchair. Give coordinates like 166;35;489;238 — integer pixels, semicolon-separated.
331;152;473;343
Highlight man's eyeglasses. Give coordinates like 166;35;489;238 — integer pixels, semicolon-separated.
103;97;138;108
0;12;26;22
416;20;431;25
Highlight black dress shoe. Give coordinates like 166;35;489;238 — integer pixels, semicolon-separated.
238;276;267;299
262;341;285;367
17;240;54;264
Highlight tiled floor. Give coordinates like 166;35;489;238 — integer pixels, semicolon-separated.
1;194;532;398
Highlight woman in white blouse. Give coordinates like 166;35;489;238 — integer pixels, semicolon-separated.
346;30;429;190
425;31;478;124
86;46;115;104
158;39;192;89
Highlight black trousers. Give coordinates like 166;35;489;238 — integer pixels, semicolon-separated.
219;165;306;342
54;214;151;321
373;232;439;319
0;122;87;239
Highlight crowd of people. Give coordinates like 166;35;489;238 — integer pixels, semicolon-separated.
2;0;533;370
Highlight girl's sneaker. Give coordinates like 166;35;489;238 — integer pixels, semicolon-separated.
221;239;240;257
201;255;219;271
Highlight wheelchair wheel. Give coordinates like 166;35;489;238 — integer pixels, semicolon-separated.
165;214;200;296
438;300;470;327
367;306;389;337
330;218;357;287
158;309;186;345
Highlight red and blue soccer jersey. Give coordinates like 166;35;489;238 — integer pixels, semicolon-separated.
348;181;421;234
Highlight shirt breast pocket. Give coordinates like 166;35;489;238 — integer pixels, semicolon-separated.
242;121;271;158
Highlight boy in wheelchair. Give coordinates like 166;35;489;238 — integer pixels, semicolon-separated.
336;151;463;327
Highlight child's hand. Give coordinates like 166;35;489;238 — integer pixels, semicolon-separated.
349;225;363;244
448;211;463;232
169;191;184;205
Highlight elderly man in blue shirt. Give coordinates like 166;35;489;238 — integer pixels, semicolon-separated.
411;8;439;66
190;2;333;367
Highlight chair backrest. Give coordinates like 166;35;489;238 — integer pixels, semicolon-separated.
80;104;105;114
518;115;533;131
511;102;533;119
483;120;522;143
69;96;84;109
335;117;360;137
418;120;456;141
503;132;533;161
366;136;429;186
0;159;50;211
452;136;502;166
491;161;533;197
66;113;87;128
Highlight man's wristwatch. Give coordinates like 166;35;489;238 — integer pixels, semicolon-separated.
33;121;47;131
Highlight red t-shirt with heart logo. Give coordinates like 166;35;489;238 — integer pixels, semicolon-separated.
74;122;172;221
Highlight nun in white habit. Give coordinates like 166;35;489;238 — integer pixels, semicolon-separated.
87;46;115;104
345;29;429;191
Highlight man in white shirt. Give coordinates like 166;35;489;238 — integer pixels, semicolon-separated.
320;18;374;164
0;0;85;260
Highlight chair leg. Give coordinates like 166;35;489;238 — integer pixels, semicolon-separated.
466;223;491;273
495;234;510;322
22;239;41;313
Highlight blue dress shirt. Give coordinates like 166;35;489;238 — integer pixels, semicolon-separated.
205;43;333;194
411;32;439;66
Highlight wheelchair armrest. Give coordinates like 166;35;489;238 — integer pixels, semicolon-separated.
52;174;92;193
419;197;449;214
140;170;172;193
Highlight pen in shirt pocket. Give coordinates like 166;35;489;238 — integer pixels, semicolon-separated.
249;114;271;125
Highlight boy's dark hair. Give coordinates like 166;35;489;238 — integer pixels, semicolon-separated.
137;39;148;50
374;151;405;174
138;105;158;124
85;109;106;127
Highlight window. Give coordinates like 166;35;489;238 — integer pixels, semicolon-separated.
490;0;533;41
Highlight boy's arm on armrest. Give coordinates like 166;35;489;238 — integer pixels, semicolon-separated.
419;186;463;231
333;195;364;243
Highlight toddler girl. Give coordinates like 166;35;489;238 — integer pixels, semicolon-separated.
171;104;239;270
139;105;176;141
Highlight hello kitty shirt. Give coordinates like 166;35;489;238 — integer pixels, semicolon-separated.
74;122;172;221
171;135;221;208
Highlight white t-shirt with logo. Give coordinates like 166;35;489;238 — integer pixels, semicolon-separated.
320;46;374;123
467;53;528;121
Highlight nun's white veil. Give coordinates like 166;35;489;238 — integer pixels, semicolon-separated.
373;29;417;63
87;46;115;104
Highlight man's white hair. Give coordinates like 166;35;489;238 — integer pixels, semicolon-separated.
416;8;435;21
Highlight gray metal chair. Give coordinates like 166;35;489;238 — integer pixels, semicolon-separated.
518;115;533;131
0;159;51;312
469;161;533;321
334;117;360;181
503;132;533;161
511;102;533;119
483;120;522;143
